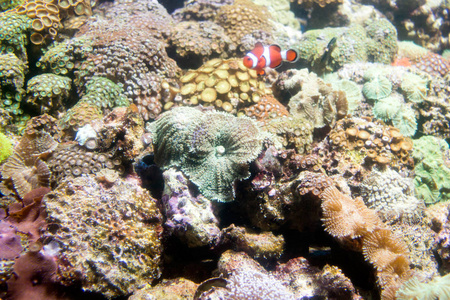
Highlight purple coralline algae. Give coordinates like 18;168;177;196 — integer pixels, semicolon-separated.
162;168;221;248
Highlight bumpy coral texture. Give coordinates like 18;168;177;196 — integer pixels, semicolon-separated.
282;69;348;129
42;175;163;298
215;0;274;52
75;9;180;121
0;13;30;62
360;168;425;224
0;53;26;117
169;20;234;63
25;73;72;114
176;58;271;115
151;107;263;202
162;168;221;247
412;136;450;205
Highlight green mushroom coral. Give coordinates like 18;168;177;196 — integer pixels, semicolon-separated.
412;136;450;205
151;107;264;202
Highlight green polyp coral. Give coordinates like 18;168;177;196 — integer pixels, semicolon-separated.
400;73;429;104
151;107;264;202
392;104;417;137
297;25;367;72
81;77;129;109
0;131;13;163
412;136;450;205
364;18;398;64
0;0;25;11
0;13;31;63
26;73;72;114
372;93;403;122
37;38;93;75
0;53;26;119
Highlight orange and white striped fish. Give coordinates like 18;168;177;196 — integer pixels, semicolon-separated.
243;42;299;75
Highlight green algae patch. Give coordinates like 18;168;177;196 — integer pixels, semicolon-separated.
0;131;13;163
413;136;450;205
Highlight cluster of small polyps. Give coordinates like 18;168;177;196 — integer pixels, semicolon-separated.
150;106;264;202
74;16;180;121
42;175;163;298
360;168;425;224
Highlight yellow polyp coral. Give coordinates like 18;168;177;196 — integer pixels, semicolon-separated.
174;58;272;115
6;0;92;45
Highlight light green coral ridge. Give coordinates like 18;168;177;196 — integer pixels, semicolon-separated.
297;19;397;72
412;136;450;205
151;107;264;202
0;131;13;163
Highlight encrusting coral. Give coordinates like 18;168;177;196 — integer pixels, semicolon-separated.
412;135;450;205
278;69;348;129
42;175;163;298
150;107;264;202
360;167;425;224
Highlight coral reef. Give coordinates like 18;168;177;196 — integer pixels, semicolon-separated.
74;8;180;121
25;73;72;114
161;168;221;247
130;278;197;300
175;58;272;115
0;131;12;163
0;13;30;62
396;273;450;299
215;0;274;53
42;175;163;298
0;220;28;283
150;107;264;202
327;116;414;169
1;0;449;299
0;53;27;121
169;20;234;64
412;136;450;205
223;225;285;260
360;167;425;224
278;69;348;129
291;0;343;8
296;19;397;72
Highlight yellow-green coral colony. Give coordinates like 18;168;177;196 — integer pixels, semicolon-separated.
26;73;71;114
175;58;271;115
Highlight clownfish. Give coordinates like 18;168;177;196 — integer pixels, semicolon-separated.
243;42;299;75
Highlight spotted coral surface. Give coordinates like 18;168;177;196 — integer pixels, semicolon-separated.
42;175;163;298
25;73;72;114
360;167;425;224
75;12;180;121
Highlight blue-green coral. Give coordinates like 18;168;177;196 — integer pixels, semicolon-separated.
151;107;264;202
412;136;450;205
